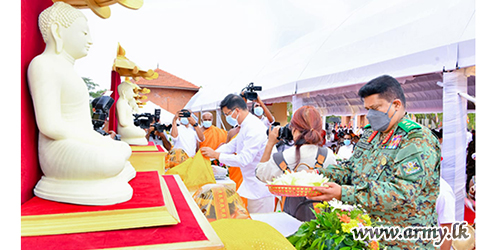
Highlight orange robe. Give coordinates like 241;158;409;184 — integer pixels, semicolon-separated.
199;126;228;150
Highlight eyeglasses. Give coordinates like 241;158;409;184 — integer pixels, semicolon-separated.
223;109;235;117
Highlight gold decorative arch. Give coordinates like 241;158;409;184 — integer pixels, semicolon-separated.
112;43;159;81
52;0;143;19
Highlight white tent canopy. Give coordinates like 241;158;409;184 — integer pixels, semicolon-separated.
185;0;475;115
256;0;474;112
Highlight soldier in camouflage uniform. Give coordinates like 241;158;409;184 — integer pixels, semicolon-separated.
309;75;441;249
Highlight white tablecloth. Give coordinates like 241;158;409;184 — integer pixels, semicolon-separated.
250;212;303;237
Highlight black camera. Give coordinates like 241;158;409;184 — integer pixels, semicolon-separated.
179;109;191;118
152;123;172;133
91;96;120;140
242;82;262;101
267;123;294;143
133;113;155;129
136;109;172;136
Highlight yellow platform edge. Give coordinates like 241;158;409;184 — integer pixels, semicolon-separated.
106;175;225;250
22;173;179;237
129;144;168;175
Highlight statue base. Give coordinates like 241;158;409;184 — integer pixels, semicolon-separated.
129;142;168;174
22;174;224;249
121;136;148;146
34;162;137;206
22;171;180;237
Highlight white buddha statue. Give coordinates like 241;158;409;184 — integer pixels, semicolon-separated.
27;2;136;205
116;80;148;145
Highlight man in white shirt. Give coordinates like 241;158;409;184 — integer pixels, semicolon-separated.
170;110;205;157
436;177;455;250
337;133;354;160
201;94;274;213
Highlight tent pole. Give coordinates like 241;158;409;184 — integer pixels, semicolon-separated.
442;68;468;221
458;92;476;104
292;95;303;113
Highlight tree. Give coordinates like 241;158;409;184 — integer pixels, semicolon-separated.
82;77;105;99
83;77;106;115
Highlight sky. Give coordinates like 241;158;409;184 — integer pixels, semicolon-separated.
74;0;363;91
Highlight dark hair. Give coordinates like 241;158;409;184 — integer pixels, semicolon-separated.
251;102;258;114
358;75;406;108
431;129;443;140
290;106;323;164
220;94;248;111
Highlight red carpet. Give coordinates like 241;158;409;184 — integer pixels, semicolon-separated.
21;174;208;249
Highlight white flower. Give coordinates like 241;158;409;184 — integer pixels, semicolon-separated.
328;198;343;210
268;170;328;186
341;204;354;211
328;198;355;211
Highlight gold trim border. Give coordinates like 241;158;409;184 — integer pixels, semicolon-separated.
22;173;179;237
104;175;224;250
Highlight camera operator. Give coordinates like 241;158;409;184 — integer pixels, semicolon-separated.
91;96;119;140
256;105;337;221
145;117;172;151
252;97;275;128
241;92;275;128
171;109;205;157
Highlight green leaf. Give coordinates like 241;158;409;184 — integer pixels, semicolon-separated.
334;235;345;245
339;247;351;250
344;238;354;246
323;218;332;228
287;235;299;244
319;241;326;250
311;238;322;249
296;237;307;249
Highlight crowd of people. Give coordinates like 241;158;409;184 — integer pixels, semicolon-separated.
139;74;474;249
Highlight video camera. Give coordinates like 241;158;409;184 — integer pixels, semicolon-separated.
134;109;172;134
133;112;155;129
241;82;262;101
152;123;172;133
91;96;121;140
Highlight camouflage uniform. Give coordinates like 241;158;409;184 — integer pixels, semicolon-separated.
318;117;441;249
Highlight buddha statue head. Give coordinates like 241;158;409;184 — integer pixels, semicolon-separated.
39;2;92;60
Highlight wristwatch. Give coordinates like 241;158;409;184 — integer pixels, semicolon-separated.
193;122;199;127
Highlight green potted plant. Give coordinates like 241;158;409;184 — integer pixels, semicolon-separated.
287;199;383;250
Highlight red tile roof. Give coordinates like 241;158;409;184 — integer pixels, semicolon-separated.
134;68;200;91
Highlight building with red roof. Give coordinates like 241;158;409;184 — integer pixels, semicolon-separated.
134;68;200;118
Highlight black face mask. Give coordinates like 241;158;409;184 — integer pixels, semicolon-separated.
366;101;396;132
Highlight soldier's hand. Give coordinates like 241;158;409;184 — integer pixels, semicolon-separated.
307;182;342;201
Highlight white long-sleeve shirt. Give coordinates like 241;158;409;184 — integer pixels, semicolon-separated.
216;113;273;199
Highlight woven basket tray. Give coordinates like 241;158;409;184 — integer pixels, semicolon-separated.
267;184;322;197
